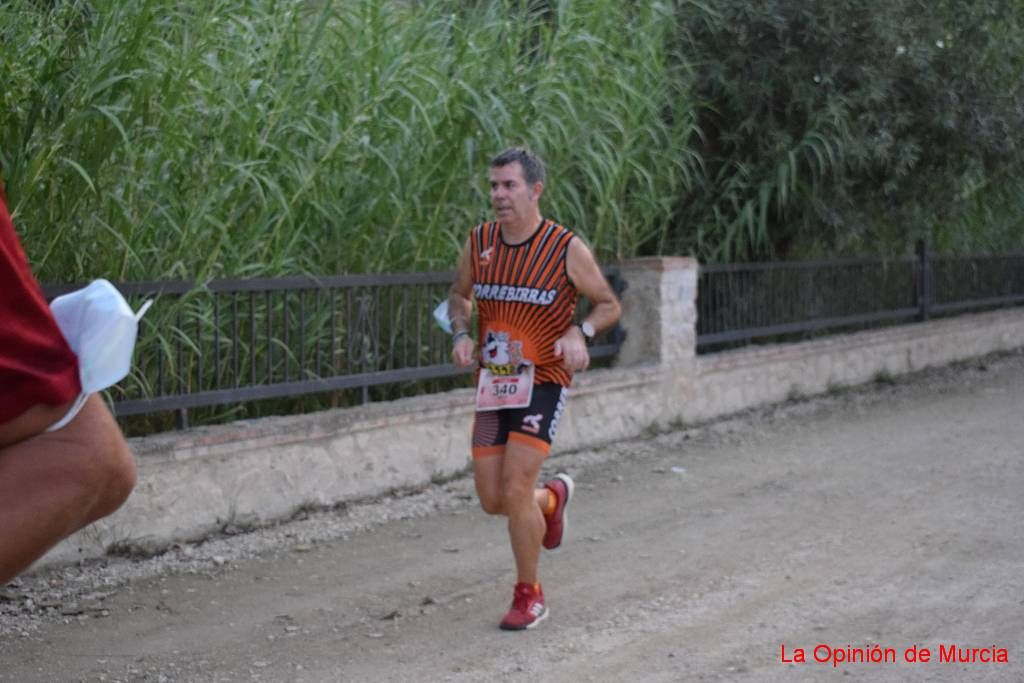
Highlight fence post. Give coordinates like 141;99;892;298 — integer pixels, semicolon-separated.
917;239;932;321
615;257;698;368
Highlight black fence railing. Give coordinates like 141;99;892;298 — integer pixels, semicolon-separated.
43;268;625;427
931;252;1024;315
43;246;1021;426
697;245;1024;352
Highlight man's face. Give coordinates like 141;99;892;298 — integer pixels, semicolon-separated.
489;162;541;226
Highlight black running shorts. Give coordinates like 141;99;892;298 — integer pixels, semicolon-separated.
471;382;567;458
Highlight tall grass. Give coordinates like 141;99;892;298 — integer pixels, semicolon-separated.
1;0;697;429
1;0;697;283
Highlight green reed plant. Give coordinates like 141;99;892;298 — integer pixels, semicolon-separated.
2;0;697;283
2;0;697;430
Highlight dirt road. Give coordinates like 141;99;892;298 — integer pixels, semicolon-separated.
2;352;1022;682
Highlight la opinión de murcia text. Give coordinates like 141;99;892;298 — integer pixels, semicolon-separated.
780;643;1009;668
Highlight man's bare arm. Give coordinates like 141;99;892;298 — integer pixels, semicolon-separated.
449;238;476;368
448;238;473;335
566;237;621;333
553;237;622;371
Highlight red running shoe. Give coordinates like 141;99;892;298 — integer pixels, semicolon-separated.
499;582;548;631
542;472;574;550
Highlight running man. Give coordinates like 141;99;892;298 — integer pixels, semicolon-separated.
448;148;622;630
0;186;136;583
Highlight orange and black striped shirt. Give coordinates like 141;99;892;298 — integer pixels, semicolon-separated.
471;218;578;387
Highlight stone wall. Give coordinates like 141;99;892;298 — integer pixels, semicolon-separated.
686;307;1024;424
42;258;1024;567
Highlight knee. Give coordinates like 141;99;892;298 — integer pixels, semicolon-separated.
500;473;535;511
478;492;504;516
64;397;137;520
91;434;136;519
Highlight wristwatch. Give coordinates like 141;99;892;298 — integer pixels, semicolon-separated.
578;321;596;340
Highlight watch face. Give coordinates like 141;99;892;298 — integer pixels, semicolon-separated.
581;321;595;338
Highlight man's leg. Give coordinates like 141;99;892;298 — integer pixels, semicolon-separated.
0;395;136;583
473;450;505;515
500;439;547;585
474;451;552;519
471;410;550;519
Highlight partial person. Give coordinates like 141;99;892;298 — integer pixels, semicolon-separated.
448;147;622;630
0;185;136;584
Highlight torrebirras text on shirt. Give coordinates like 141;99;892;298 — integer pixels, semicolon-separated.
473;283;558;305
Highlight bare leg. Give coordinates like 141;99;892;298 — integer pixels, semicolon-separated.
534;486;552;513
473;453;551;517
0;395;136;583
473;451;506;515
501;440;546;585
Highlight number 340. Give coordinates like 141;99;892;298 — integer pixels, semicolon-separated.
491;383;518;397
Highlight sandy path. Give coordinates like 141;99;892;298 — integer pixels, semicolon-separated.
1;352;1021;682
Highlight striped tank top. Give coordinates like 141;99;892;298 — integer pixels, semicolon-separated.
471;219;578;387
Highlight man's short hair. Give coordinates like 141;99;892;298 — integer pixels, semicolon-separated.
490;147;546;185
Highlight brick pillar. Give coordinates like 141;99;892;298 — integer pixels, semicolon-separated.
615;257;698;368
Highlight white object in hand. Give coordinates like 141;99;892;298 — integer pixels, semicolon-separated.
433;299;453;334
46;279;152;431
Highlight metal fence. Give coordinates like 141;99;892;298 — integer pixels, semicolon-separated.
44;246;1022;426
697;245;1024;351
44;269;625;426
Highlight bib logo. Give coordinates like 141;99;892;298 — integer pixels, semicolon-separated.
483;330;526;376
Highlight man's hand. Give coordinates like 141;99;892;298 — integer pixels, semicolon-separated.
451;334;476;369
553;326;590;372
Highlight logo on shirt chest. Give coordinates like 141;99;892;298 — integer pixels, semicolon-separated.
482;330;528;376
473;283;557;305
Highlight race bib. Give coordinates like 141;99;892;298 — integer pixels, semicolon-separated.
475;365;535;411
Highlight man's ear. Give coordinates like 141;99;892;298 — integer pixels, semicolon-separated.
531;181;544;200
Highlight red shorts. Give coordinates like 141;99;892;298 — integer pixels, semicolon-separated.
0;191;80;424
471;383;568;458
